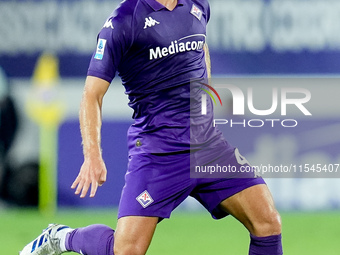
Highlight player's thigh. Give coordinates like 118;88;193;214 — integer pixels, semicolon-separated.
114;216;158;255
219;184;281;237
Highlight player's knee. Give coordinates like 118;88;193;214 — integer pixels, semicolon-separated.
114;241;147;255
114;245;146;255
253;209;282;237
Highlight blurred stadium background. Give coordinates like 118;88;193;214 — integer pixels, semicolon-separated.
0;0;340;254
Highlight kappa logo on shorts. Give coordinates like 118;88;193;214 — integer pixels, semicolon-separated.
136;190;154;208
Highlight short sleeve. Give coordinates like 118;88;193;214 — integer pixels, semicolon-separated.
87;16;127;83
206;0;210;22
193;0;210;24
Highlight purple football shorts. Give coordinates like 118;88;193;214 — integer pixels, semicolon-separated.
118;143;265;220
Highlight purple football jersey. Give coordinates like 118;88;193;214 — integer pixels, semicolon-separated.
87;0;225;154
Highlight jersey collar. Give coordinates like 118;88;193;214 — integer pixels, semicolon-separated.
143;0;185;11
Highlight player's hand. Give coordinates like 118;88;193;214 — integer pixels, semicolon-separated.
71;157;107;198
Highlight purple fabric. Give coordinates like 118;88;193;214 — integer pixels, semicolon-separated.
87;0;214;155
118;143;265;220
249;234;283;255
66;224;114;255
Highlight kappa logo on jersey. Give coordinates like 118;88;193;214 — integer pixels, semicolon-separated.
144;17;160;29
136;190;154;208
190;4;202;20
94;39;106;60
103;18;114;29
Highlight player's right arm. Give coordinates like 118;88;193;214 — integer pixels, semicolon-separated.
72;9;131;197
71;76;110;198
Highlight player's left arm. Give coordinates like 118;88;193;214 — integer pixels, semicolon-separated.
203;43;211;79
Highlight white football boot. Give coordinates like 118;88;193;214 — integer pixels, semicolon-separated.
19;224;71;255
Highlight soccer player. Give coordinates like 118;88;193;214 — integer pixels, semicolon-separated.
20;0;282;254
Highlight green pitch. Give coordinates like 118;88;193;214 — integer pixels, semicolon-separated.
2;209;339;254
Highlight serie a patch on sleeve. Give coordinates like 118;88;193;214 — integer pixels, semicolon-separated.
94;38;107;60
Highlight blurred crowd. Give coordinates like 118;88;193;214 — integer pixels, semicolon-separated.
0;67;38;207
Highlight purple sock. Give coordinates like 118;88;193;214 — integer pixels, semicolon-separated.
65;224;114;255
249;234;283;255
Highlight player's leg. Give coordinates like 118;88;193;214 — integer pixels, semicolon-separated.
191;145;282;254
219;184;282;255
219;183;281;237
113;216;158;255
19;218;157;255
115;151;193;254
65;224;114;255
68;217;157;255
66;216;158;255
19;223;115;255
